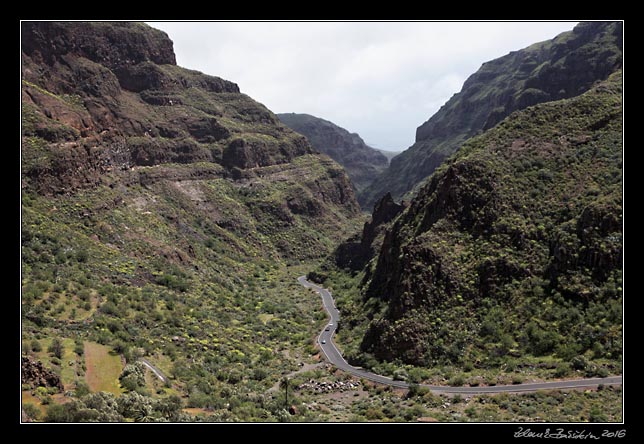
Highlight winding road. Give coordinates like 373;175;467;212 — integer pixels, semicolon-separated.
298;276;623;394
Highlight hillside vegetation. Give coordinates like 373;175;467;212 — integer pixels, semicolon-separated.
21;21;362;422
317;71;622;383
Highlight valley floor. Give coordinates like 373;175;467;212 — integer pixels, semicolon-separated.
22;264;622;422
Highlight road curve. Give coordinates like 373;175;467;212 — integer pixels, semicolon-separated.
298;276;623;394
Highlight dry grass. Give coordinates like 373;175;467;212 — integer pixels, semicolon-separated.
83;342;124;395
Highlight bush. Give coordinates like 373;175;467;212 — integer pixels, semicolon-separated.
365;407;385;420
392;369;408;381
112;340;128;355
554;362;571;377
406;383;421;399
23;403;40;420
251;368;267;381
45;404;69;422
589;407;608;422
585;364;609;378
571;355;588;371
448;374;465;387
75;381;90;397
512;375;525;384
119;362;146;392
48;338;63;359
30;339;42;353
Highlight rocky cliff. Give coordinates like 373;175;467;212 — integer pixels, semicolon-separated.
359;21;623;208
277;113;388;195
329;71;622;372
22;22;331;196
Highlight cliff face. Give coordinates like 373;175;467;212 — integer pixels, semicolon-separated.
277;113;388;195
359;21;623;208
22;22;340;202
330;192;406;273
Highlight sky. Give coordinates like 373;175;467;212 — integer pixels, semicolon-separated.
149;21;577;152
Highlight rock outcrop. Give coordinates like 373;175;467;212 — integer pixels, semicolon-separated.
22;356;64;391
332;193;406;272
21;21;329;198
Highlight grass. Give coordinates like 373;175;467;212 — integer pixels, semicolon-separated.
31;337;79;389
83;342;124;395
22;391;47;418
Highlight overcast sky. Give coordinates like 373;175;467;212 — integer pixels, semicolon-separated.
149;21;577;152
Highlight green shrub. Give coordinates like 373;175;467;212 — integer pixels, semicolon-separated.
75;381;90;397
45;404;69;422
448;374;465;387
554;362;570;377
48;338;63;359
30;339;42;353
23;403;41;420
571;355;588;371
511;375;525;384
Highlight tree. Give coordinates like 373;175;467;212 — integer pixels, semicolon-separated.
157;395;182;420
48;338;63;359
74;340;84;356
279;377;289;409
75;381;91;397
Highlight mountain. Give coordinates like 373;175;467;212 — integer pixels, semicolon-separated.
21;22;361;421
277;113;388;194
316;70;622;377
359;21;623;208
375;149;401;163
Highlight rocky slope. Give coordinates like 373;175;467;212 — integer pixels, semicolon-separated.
21;22;362;421
320;70;622;374
277;113;388;194
359;21;623;208
22;356;64;391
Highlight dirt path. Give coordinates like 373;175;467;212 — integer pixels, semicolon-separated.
267;360;326;393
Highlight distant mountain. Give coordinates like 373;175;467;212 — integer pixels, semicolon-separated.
375;149;401;163
359;21;623;208
277;113;388;195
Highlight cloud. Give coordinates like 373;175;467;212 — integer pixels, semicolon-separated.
149;21;577;151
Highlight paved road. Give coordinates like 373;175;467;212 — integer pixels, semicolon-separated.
139;358;168;383
298;276;623;394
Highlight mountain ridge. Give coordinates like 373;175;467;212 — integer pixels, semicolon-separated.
359;21;623;208
277;113;388;195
